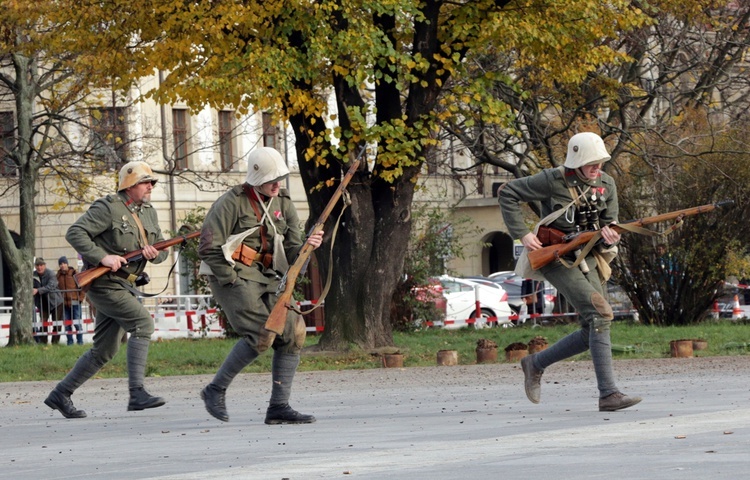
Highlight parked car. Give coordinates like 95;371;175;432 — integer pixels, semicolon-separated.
488;271;516;282
605;280;638;319
482;273;556;317
435;275;513;329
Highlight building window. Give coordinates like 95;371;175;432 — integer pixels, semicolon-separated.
172;108;189;170
218;111;234;171
262;112;277;149
0;112;16;177
90;107;128;170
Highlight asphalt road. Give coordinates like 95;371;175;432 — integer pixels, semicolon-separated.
1;355;749;479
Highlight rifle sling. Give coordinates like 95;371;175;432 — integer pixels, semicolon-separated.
112;248;184;298
288;190;351;316
556;217;682;270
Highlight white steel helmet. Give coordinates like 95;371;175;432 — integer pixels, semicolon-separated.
563;132;611;169
118;161;158;191
245;147;289;186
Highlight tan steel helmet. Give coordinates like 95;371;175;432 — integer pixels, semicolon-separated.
245;147;289;186
118;161;158;191
563;132;611;169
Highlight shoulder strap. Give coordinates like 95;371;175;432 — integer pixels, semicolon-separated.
241;184;270;253
129;211;149;247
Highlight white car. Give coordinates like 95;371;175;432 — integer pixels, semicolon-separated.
436;275;513;329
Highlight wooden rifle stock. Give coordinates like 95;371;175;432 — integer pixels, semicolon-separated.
73;231;200;289
264;153;363;335
527;201;734;271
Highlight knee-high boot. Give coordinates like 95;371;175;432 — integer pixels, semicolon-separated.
201;339;258;422
264;351;315;425
44;350;105;418
126;337;165;411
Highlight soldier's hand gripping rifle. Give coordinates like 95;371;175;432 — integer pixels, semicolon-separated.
74;231;201;289
527;201;734;271
263;149;364;335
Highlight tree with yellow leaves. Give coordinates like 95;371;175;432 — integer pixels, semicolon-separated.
138;0;650;349
0;1;163;344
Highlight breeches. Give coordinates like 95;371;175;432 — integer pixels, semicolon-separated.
208;276;306;354
541;255;614;331
85;285;154;364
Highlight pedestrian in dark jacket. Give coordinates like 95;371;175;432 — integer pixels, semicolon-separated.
33;258;63;345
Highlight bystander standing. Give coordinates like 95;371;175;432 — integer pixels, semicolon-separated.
56;256;85;345
33;258;63;345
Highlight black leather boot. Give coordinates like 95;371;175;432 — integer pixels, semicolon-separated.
201;384;229;422
265;404;316;425
44;389;87;419
127;387;166;411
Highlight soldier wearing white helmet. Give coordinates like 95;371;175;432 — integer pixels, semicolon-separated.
245;146;290;186
499;132;642;412
198;146;323;424
45;161;168;419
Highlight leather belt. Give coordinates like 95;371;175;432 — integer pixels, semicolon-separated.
232;244;273;269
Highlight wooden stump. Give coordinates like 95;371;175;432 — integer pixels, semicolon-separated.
528;344;548;354
692;339;708;351
382;353;404;368
670;340;693;358
476;347;498;364
437;349;458;366
505;349;528;362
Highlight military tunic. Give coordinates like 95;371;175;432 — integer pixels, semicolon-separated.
500;166;618;240
199;185;306;353
66;192;167;362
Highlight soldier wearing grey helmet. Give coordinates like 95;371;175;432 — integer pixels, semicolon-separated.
499;132;642;412
198;146;324;424
44;161;168;418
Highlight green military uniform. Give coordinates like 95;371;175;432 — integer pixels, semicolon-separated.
198;185;306;353
500;133;641;412
499;159;640;411
67;192;168;349
500;166;621;399
199;146;315;424
500;166;618;333
45;178;169;419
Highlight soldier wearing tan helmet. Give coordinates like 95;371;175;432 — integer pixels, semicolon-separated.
499;132;642;412
44;161;168;419
198;147;324;424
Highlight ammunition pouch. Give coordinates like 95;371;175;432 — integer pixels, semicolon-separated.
537;226;567;246
112;270;150;286
232;244;273;269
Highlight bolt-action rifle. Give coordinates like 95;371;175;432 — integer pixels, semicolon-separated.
73;231;200;289
527;200;734;271
264;150;363;335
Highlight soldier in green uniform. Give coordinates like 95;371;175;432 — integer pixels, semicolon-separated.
44;161;169;418
199;147;323;424
499;132;642;412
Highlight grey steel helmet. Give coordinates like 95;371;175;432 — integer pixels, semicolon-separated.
244;147;289;186
118;161;158;191
563;132;611;169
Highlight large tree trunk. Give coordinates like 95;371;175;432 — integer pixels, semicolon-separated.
288;122;417;351
316;176;416;350
4;54;38;346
